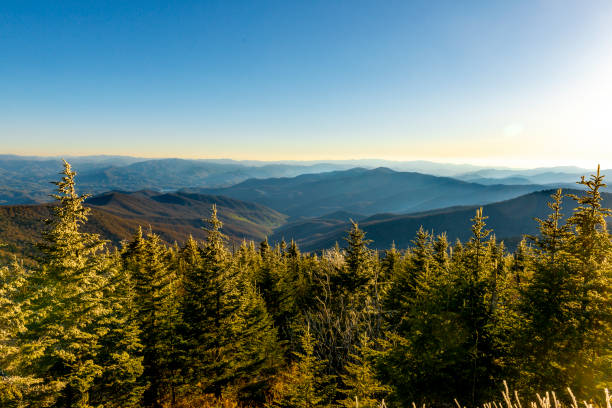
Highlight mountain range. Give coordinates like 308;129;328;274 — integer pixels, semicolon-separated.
0;155;352;204
1;154;609;259
271;189;612;251
193;167;558;218
0;190;285;261
1;155;606;206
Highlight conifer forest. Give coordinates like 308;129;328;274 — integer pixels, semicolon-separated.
0;161;610;408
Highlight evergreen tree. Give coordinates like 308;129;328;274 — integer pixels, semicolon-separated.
182;205;281;400
339;334;390;408
229;280;283;401
340;221;374;293
123;228;178;408
458;208;499;405
519;189;576;392
89;252;145;408
268;326;335;408
565;166;612;393
432;233;450;271
181;205;239;396
14;161;142;407
0;260;32;407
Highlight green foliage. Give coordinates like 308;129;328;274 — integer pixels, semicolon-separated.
1;162;611;407
267;327;336;408
123;228;180;408
2;161;143;407
339;334;390;408
180;206;282;402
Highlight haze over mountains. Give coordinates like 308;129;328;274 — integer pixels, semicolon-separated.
272;189;612;251
194;167;557;218
1;155;602;205
0;154;608;255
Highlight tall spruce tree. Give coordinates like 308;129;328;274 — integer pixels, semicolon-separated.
181;205;239;396
519;189;575;392
123;228;178;408
14;161;143;407
89;251;145;408
182;205;281;400
565;166;612;393
339;334;390;408
268;326;336;408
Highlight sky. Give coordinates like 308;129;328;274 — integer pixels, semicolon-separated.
1;0;611;168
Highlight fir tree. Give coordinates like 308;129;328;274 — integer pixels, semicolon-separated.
89;252;145;408
14;161;142;407
565;166;612;393
268;326;336;408
0;260;32;407
181;205;279;399
339;334;390;408
123;228;178;408
519;189;576;392
340;221;374;293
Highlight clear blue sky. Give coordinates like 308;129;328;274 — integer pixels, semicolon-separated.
1;1;611;167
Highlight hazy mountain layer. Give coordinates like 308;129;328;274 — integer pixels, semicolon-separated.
269;188;612;252
194;167;552;218
3;155;603;205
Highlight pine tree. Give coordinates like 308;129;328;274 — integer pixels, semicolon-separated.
433;233;450;271
181;205;247;397
89;251;145;408
340;221;374;293
519;189;576;392
384;227;434;330
123;228;178;407
268;326;336;408
459;208;499;405
275;240;314;351
228;280;283;401
564;166;612;393
380;227;465;406
339;334;390;408
13;161;142;407
0;259;33;407
510;237;532;291
380;242;402;281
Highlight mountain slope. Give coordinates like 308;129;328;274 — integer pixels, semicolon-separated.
0;191;286;260
194;167;551;218
270;189;612;252
0;156;351;204
455;167;612;186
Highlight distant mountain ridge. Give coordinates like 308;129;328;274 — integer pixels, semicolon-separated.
270;189;612;251
0;156;353;204
193;167;554;218
2;154;604;205
455;167;612;186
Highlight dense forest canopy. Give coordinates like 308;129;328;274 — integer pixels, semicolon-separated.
1;161;610;407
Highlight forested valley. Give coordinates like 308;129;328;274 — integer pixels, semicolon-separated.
1;161;610;408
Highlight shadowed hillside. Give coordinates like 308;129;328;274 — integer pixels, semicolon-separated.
270;188;612;251
194;167;553;218
0;190;286;260
0;156;351;204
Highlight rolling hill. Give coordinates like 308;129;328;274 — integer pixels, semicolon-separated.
0;156;350;204
0;190;286;260
3;154;604;206
193;167;552;218
270;189;612;252
454;166;612;186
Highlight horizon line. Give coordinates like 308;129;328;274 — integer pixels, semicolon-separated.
0;152;607;171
